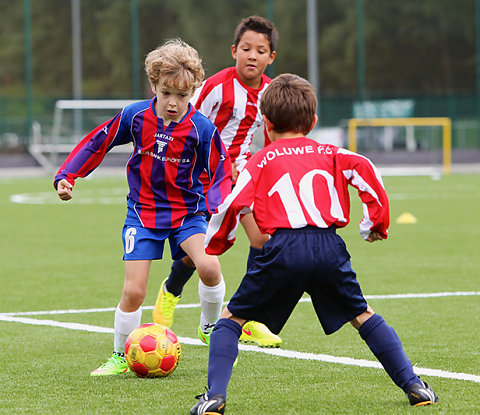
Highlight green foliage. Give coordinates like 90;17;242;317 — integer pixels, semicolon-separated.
0;173;479;413
0;0;476;98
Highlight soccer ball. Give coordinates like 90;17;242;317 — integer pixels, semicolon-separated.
125;323;181;377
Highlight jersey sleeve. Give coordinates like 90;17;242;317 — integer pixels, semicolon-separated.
205;168;255;255
202;127;233;215
337;148;390;239
192;78;219;117
53;109;131;189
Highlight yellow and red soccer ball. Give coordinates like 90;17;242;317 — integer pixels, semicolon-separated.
125;323;181;377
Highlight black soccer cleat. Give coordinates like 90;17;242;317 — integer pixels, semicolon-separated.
406;381;439;406
190;392;226;414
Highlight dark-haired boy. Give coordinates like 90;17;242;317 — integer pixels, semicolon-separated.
190;73;438;414
153;15;282;348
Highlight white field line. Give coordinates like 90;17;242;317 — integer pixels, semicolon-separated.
0;313;479;384
10;187;480;205
2;291;480;317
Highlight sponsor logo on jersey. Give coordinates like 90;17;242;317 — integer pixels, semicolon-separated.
154;132;174;141
138;149;191;164
156;140;167;153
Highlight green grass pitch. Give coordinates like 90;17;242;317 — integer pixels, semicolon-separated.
0;173;479;414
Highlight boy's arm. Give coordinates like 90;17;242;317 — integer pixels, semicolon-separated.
206;169;255;255
57;179;73;200
365;231;385;243
337;148;390;240
192;79;218;117
263;125;272;147
53;111;129;192
203;128;233;214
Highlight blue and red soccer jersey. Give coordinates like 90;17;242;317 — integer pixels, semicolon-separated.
206;137;389;255
55;98;232;229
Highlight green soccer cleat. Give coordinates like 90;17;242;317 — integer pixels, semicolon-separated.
198;324;238;368
239;321;282;347
90;352;129;376
198;324;214;345
152;277;181;327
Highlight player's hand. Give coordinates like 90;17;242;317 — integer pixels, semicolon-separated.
366;231;384;243
232;162;239;182
57;179;73;201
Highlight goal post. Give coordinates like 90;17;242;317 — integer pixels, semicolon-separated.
50;99;138;152
347;117;452;175
29;99;138;172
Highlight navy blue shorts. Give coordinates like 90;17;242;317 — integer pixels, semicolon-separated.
227;226;368;335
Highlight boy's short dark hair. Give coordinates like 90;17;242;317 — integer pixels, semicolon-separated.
233;15;278;52
260;73;317;135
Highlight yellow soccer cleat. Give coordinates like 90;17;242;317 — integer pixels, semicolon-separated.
239;321;282;347
152;277;181;327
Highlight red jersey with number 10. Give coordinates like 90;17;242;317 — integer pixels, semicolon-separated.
206;137;389;255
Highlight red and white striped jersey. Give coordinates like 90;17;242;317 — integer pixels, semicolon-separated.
192;67;271;173
206;137;390;255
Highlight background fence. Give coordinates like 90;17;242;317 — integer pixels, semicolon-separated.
2;0;480;158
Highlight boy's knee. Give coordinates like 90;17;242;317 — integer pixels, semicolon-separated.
196;257;221;285
350;304;375;330
122;285;146;308
220;308;247;327
213;317;244;337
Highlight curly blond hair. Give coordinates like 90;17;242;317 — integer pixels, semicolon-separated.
145;38;204;91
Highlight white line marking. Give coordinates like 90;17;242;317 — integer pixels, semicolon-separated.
240;346;480;384
9;188;127;205
0;314;114;333
3;291;479;316
1;313;478;384
1;303;201;317
11;186;480;205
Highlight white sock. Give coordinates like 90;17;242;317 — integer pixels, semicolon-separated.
198;276;225;333
114;305;142;354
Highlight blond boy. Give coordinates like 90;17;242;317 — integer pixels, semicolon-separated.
55;39;232;375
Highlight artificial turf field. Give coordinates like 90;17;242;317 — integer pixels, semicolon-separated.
0;173;479;414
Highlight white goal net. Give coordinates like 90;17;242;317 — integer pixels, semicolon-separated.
29;100;138;172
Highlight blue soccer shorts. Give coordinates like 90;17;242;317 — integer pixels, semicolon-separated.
122;202;208;261
227;226;368;335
